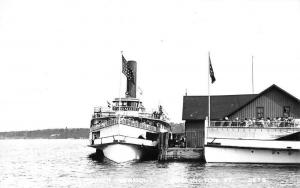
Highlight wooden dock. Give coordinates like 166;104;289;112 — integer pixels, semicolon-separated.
158;132;205;161
159;147;204;161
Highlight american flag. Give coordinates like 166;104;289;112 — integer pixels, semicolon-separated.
209;55;216;83
122;55;135;83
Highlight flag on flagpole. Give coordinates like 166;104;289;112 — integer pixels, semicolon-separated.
122;55;127;74
122;54;135;83
209;55;216;83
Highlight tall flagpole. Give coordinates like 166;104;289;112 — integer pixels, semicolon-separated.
208;52;211;129
118;51;123;136
119;51;123;110
252;56;254;94
119;51;123;111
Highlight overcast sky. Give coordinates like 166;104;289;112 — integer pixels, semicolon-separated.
0;0;300;131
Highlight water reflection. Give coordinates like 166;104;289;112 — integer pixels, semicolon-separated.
87;152;104;162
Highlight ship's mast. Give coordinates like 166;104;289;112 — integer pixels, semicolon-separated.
118;51;123;135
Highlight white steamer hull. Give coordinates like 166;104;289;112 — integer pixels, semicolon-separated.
102;144;142;163
205;146;300;164
90;125;160;163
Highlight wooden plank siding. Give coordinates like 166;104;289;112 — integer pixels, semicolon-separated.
229;88;300;120
185;120;205;148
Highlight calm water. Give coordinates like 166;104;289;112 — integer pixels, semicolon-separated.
1;139;299;188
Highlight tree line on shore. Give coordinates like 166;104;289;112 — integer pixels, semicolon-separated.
0;128;89;139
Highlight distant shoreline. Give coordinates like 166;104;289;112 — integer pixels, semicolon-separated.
0;123;184;139
0;137;89;140
0;128;89;139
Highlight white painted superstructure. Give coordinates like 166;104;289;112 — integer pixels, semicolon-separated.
88;97;170;163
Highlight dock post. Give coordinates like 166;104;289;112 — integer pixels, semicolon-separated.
158;132;169;161
158;133;163;160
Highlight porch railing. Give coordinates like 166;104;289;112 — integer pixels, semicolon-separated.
209;120;300;128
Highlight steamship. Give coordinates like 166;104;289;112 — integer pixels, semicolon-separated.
88;57;170;163
204;119;300;164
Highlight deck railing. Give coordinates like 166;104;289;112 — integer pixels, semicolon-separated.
92;112;116;119
92;111;163;120
138;113;163;120
209;120;300;128
90;118;157;132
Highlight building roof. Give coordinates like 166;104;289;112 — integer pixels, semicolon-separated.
182;94;256;120
227;84;300;117
182;84;300;120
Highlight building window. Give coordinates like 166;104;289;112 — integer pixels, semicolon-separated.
256;107;264;119
283;106;290;117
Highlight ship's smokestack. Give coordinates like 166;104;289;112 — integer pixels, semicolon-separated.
126;60;137;98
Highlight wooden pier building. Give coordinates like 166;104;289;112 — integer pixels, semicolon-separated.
182;84;300;148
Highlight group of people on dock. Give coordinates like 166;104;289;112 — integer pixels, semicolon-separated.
212;116;300;128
